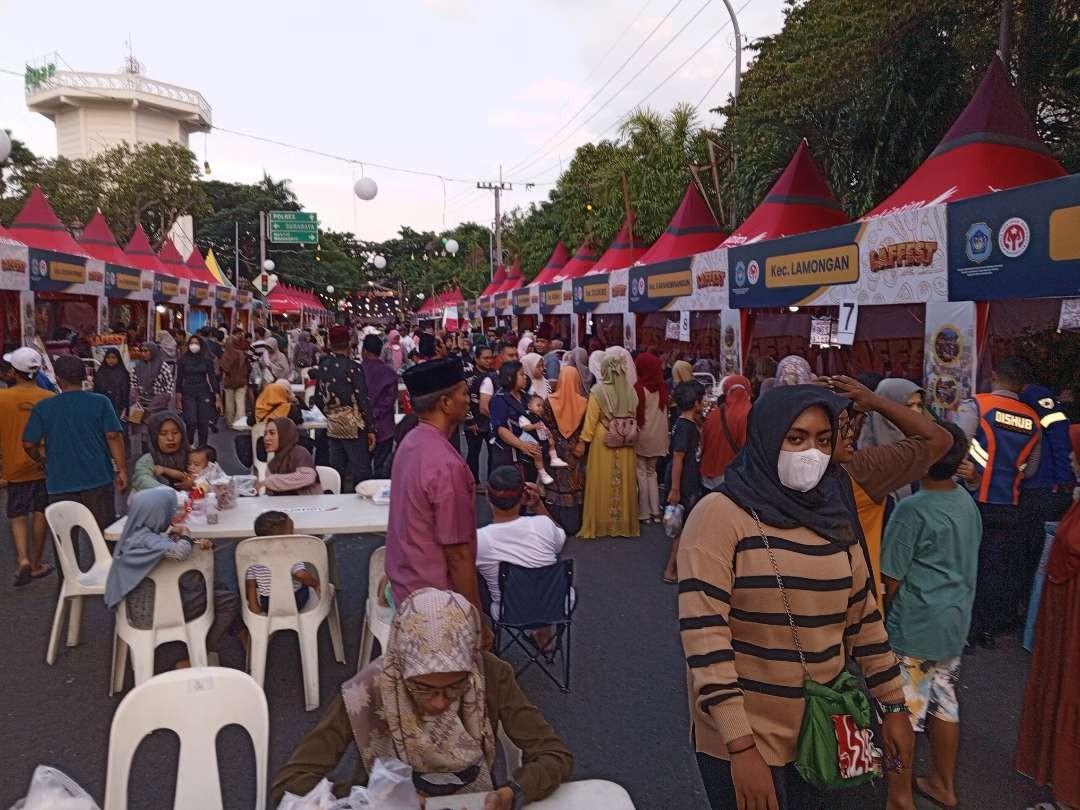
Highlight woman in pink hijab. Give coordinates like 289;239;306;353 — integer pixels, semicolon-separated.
381;330;405;371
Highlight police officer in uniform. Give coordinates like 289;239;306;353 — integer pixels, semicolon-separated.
1018;380;1075;602
965;357;1042;648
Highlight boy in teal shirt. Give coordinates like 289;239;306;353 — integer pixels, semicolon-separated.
881;422;981;810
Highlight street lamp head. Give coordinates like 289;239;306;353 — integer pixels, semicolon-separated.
0;129;11;164
445;238;459;256
262;259;275;272
354;176;378;201
373;255;387;270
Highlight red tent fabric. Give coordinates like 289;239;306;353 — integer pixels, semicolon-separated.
721;140;850;247
8;186;89;257
865;55;1066;218
185;245;221;286
77;211;131;264
637;183;726;264
530;242;570;286
497;258;524;292
268;285;302;314
123;224;168;274
479;264;508;297
587;214;649;275
557;241;600;281
157;239;195;280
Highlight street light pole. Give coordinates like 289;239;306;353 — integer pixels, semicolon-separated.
720;0;742;229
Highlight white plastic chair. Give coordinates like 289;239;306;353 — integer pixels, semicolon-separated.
110;546;215;694
44;501;114;665
235;535;345;710
527;780;635;809
315;465;341;494
358;545;392;670
250;419;267;473
103;666;268;810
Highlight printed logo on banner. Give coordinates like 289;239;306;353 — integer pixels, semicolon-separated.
636;277;646;296
998;217;1030;258
747;260;760;285
734;261;746;287
574;286;583;302
964;223;993;264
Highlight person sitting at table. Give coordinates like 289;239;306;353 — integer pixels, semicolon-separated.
105;487;244;665
130;412;197;493
261;417;321;496
271;588;572;808
254;378;299;424
243;510;319;615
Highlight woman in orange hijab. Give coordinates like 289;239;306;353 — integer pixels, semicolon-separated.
539;365;589;534
700;375;752;491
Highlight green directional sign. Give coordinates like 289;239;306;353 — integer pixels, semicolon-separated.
268;210;318;244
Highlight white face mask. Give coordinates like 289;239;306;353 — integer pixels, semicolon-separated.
188;343;200;353
777;448;831;492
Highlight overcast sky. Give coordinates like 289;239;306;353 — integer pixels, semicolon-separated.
0;0;785;241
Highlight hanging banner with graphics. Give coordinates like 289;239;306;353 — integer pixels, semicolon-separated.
948;174;1080;301
214;285;236;308
923;300;977;422
728;205;948;308
539;281;572;315
627;249;733;312
719;308;742;376
28;249;104;296
512;286;539;315
493;289;513;317
104;264;152;300
572;269;630;314
188;280;213;308
0;235;29;292
153;274;187;305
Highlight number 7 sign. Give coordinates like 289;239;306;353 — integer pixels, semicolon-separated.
836;302;858;345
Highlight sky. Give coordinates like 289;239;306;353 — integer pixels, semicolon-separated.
0;0;787;243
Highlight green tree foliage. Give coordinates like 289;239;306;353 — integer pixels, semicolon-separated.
0;141;208;244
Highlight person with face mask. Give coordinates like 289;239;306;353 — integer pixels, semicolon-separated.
677;385;912;810
175;334;221;447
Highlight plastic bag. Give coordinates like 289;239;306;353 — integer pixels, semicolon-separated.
233;475;258;498
210;475;238;510
663;503;684;538
9;766;101;810
366;758;420;810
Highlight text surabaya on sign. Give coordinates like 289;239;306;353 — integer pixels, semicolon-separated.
765;244;859;288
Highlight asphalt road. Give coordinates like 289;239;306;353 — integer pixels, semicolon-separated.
0;430;1057;809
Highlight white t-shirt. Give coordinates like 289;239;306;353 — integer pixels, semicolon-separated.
479;376;494;396
476;515;566;606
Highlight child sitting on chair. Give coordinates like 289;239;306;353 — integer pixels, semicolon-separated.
244;511;320;615
518;393;568;486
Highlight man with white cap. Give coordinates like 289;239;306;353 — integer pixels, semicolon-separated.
0;347;55;586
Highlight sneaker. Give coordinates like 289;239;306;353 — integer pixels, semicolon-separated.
539;470;555;486
549;456;568;468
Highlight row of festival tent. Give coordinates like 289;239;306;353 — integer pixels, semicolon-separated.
0;184;327;313
423;54;1062;313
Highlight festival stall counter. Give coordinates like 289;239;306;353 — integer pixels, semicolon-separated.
0;227;32;348
119;224;181;334
540;241;597;345
79;212;152;342
573;215;648;348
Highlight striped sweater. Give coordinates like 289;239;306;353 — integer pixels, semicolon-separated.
678;493;905;766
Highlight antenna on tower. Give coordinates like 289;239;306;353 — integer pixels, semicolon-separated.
122;34;142;75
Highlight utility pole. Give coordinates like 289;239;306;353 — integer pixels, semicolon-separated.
234;221;240;286
477;166;512;278
997;0;1011;61
720;0;742;229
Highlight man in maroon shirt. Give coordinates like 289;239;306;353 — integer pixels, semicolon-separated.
385;356;492;646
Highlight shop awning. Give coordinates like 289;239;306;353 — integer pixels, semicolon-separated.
185;245;221;286
267;285;304;314
555;241;600;281
529;242;570;286
8;186;89;257
123;224;168;274
157;239;196;280
78;211;132;265
637;183;726;264
479;264;508;297
864;55;1066;218
586;214;649;275
721;140;849;247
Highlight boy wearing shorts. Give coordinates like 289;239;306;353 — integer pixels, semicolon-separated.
881;423;980;809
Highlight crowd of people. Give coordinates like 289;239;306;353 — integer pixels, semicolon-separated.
1;314;1077;809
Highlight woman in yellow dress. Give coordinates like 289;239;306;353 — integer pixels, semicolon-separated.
579;348;639;538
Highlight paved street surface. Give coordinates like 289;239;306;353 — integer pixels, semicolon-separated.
0;433;1055;808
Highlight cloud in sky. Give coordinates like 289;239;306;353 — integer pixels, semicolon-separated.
422;0;476;22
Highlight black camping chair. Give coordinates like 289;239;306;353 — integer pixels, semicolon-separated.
490;559;574;692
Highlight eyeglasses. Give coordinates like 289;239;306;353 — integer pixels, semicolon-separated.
406;675;471;702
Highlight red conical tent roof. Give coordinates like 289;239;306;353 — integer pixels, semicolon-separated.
157;238;195;280
123;224;168;274
638;183;726;264
722;140;850;247
587;214;649;275
78;211;131;264
865;55;1065;218
185;245;220;285
8;186;88;257
530;241;570;286
480;264;507;297
498;258;524;292
268;284;302;314
558;241;600;281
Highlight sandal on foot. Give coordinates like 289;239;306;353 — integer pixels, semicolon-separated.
914;781;958;809
31;563;54;579
13;564;32;587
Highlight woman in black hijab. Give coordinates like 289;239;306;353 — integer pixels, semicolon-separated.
175;334;221;446
94;347;130;419
676;385;913;810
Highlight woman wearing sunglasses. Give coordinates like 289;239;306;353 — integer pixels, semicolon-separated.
272;588;572;808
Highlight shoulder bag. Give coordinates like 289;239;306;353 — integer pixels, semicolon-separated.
598;387;639;448
748;508;881;791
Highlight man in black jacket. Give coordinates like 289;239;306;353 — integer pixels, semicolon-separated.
465;344;496;488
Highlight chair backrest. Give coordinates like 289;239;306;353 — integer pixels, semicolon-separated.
116;546;215;638
498;560;574;627
104;666;268;810
368;546;386;606
315;465;341;494
235;535;328;618
44;500;112;580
